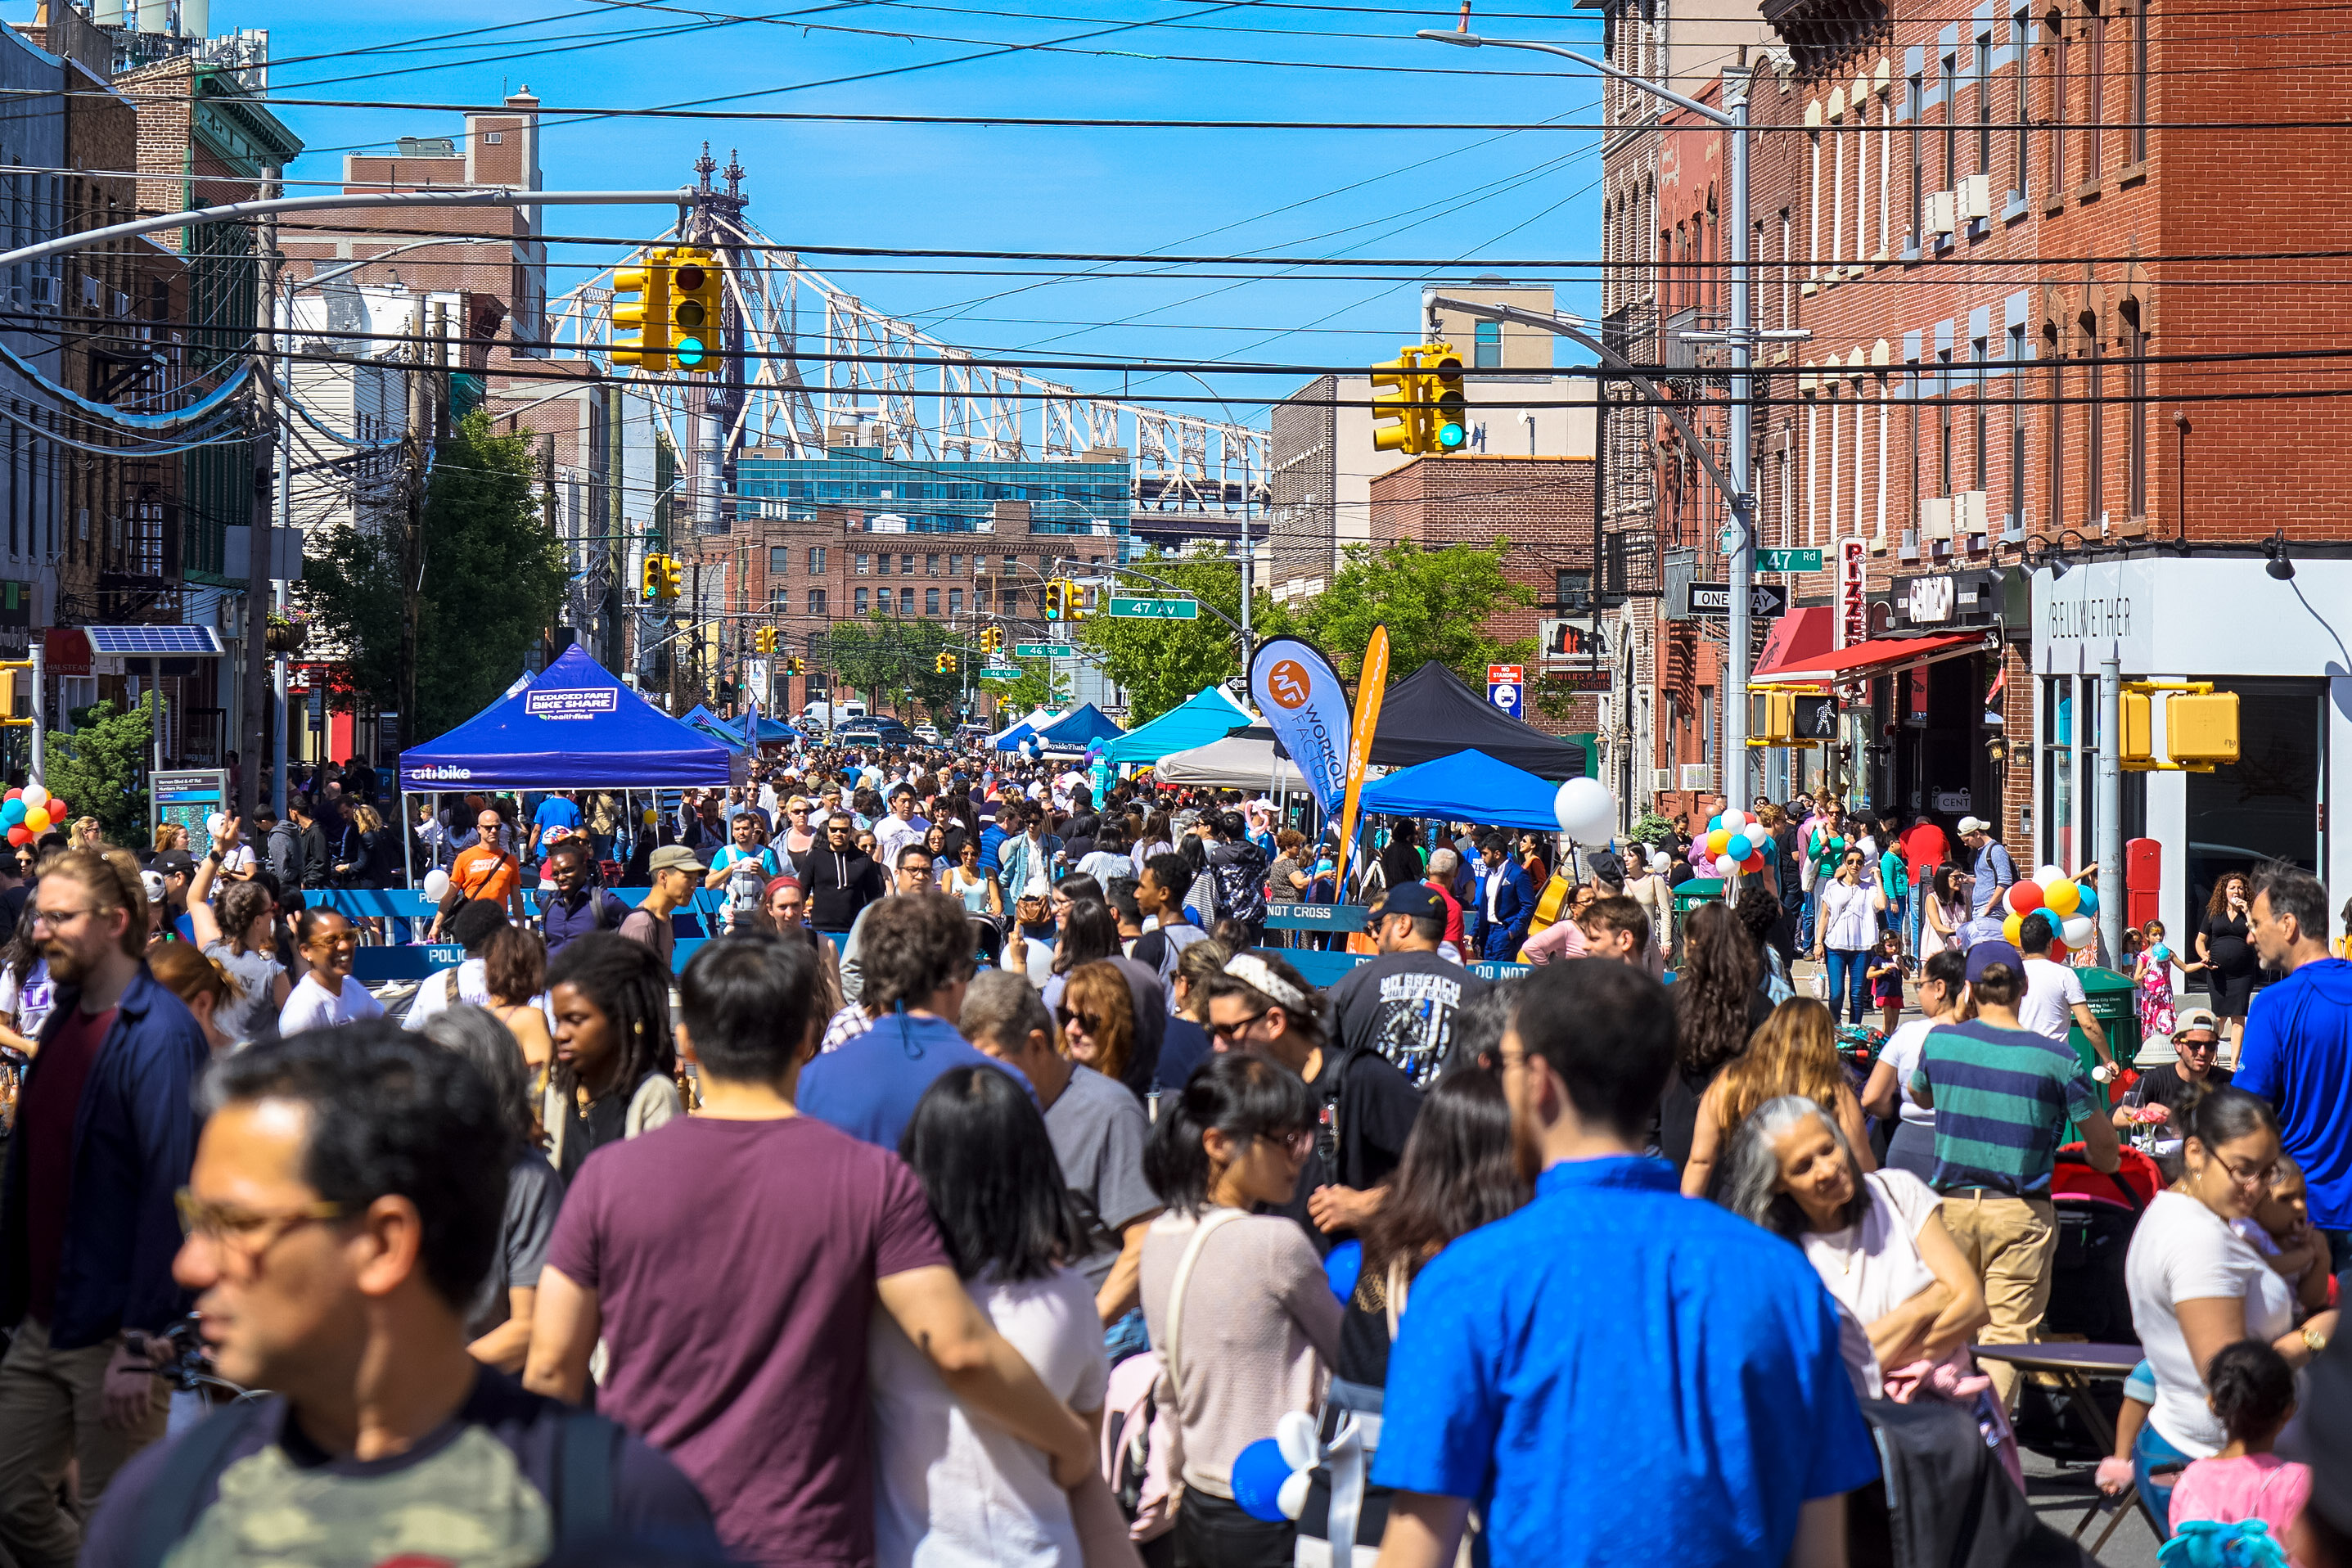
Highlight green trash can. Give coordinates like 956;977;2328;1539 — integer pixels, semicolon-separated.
1669;877;1726;957
2067;966;2139;1136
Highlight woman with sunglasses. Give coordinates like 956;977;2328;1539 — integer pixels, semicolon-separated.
779;796;818;858
944;835;1000;920
1811;846;1878;1028
1055;961;1138;1086
755;874;845;1017
275;908;384;1034
2125;1086;2337;1528
1141;1053;1341;1568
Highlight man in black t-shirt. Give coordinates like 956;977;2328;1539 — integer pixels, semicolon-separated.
1328;884;1490;1088
2115;1007;2233;1153
84;1024;717;1568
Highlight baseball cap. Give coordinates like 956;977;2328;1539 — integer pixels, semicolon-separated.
138;870;166;906
2172;1007;2221;1040
151;849;198;879
648;845;705;875
1964;939;2024;983
1956;816;1991;836
1381;883;1445;920
1586;849;1627;887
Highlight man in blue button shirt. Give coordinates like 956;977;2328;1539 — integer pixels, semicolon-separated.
1371;959;1879;1568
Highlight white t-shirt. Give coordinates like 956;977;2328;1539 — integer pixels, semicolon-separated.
2017;955;2086;1042
1875;1019;1940;1129
277;972;386;1035
2126;1190;2298;1457
399;959;493;1032
869;1266;1111;1568
1800;1168;1943;1331
0;958;56;1043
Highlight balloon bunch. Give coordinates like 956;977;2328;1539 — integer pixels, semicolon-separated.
1;782;68;847
1695;807;1770;881
2000;863;2101;957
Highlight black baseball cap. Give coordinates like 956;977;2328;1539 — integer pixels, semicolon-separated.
151;849;198;879
1381;883;1446;919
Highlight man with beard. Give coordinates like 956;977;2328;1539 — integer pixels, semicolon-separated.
0;849;210;1565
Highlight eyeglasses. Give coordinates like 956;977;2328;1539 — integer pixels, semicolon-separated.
2178;1038;2219;1055
30;904;97;930
1209;1009;1269;1043
1265;1129;1315;1155
1057;1008;1103;1032
174;1187;351;1255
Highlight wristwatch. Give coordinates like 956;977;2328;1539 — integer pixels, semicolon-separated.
2304;1323;2331;1356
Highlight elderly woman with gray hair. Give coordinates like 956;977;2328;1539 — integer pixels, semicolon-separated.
1719;1095;2002;1446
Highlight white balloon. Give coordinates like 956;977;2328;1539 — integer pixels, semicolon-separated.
1720;809;1748;834
422;868;451;906
2036;864;2066;885
1553;777;1615;842
20;782;45;809
2062;915;2096;947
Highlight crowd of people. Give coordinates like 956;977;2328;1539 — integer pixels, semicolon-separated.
0;739;2347;1568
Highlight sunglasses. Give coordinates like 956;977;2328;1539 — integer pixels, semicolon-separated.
1056;1008;1103;1032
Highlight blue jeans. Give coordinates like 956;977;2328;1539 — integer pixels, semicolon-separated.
2133;1421;2192;1538
1824;948;1871;1025
1798;881;1821;949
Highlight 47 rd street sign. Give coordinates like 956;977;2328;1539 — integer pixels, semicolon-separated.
1106;596;1200;620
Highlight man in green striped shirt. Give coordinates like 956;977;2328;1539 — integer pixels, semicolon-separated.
1909;939;2121;1408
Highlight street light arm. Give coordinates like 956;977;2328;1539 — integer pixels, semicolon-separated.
1414;29;1736;126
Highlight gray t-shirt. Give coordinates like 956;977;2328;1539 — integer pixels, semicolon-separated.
1045;1066;1158;1291
204;939;285;1047
466;1153;565;1341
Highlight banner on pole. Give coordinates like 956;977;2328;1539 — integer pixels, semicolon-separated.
1247;636;1351;815
1333;627;1390;894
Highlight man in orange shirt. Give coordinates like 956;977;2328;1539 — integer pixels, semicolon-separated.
430;808;525;938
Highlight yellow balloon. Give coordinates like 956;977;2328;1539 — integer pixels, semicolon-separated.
2003;912;2024;948
2043;878;2081;918
1706;828;1730;854
24;808;49;834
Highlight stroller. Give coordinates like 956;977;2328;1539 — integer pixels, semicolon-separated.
2012;1144;2162;1462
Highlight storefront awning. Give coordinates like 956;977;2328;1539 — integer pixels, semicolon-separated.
1752;631;1991;687
1752;606;1836;681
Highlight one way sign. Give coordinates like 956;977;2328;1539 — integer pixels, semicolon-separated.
1687;582;1790;619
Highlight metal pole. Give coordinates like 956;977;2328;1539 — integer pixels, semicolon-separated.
2098;651;2124;964
1723;70;1755;803
239;168;279;821
1239;520;1253;669
27;635;43;786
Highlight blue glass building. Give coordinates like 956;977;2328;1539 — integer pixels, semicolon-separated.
735;445;1134;554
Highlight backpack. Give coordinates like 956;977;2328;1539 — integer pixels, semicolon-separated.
1210;843;1268;928
128;1397;623;1568
1101;1207;1245;1543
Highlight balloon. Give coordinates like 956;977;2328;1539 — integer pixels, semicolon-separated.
18;783;43;810
2036;864;2066;885
23;808;48;834
0;801;20;827
2062;915;2096;948
2074;882;2099;917
2002;912;2024;946
2043;879;2081;918
2047;940;2068;962
1725;832;1754;862
2;788;15;800
421;868;452;906
46;800;65;821
1745;849;1768;868
1553;777;1615;842
1706;828;1730;855
4;827;23;847
1707;813;1724;833
1231;1438;1296;1524
1721;809;1748;834
2007;881;2046;917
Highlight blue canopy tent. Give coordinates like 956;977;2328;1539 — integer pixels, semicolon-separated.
400;646;737;796
990;705;1062;751
688;718;752;752
1356;748;1564;833
1099;687;1250;764
1031;703;1126;750
757;715;802;744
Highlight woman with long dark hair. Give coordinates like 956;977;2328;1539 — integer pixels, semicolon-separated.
542;930;682;1176
1141;1055;1340;1568
2197;871;2260;1062
188;826;289;1047
1683;998;1875;1197
1660;901;1769;1173
871;1064;1110;1568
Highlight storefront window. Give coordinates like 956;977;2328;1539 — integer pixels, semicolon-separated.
2044;679;2075;872
2184;680;2323;935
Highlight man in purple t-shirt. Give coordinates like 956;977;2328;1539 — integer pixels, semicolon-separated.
525;935;1094;1568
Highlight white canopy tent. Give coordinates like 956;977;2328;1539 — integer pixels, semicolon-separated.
1151;732;1311;793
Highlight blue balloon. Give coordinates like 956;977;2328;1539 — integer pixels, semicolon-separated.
1230;1437;1295;1524
1706;813;1724;832
2074;882;2098;916
1725;831;1754;862
0;800;20;826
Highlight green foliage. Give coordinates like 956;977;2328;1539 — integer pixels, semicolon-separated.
1258;541;1535;688
976;655;1061;716
822;615;966;722
1629;809;1680;848
1071;548;1251;723
47;696;155;849
295;412;569;741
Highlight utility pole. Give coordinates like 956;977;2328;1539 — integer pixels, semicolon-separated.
1721;64;1757;803
239;167;279;818
399;288;429;750
2098;651;2124;963
606;382;624;668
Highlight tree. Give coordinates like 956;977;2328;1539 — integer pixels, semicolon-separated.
47;696;155;849
1070;547;1250;723
977;656;1060;717
1263;540;1536;687
297;412;568;741
821;615;966;721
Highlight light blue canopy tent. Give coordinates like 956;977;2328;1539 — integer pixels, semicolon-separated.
1355;748;1564;833
1100;687;1250;764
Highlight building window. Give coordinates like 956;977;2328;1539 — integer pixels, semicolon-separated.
1908;75;1925;241
809;546;826;573
1555;570;1592;611
949;553;963;575
769;546;790;575
949;588;964;615
855;553;872;574
2046;327;2065;530
926;552;941;576
1977;34;1994;173
1973;339;1989;489
2126;304;2147;516
877;586;893;615
899;553;914;575
1003;588;1021;612
974;583;990;608
1474;320;1501;368
2130;0;2149;163
2049;11;2069;194
1942;52;1958;193
855;587;869;614
1779;211;1794;328
809;588;827;616
2085;2;2106;176
1938;351;1954;498
926;587;940;615
2013;11;2033;199
1003;553;1018;573
2084;319;2105;522
769;588;788;611
2010;325;2029;530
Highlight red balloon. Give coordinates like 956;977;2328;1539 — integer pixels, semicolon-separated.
46;800;66;820
2047;939;2068;962
2007;880;2046;916
6;826;26;846
4;789;16;800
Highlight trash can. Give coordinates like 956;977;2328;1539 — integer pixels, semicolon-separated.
2068;966;2140;1134
1669;877;1725;957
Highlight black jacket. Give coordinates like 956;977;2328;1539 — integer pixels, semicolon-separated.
796;844;884;933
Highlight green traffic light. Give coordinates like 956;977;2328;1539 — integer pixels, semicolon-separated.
1437;421;1467;449
675;336;706;367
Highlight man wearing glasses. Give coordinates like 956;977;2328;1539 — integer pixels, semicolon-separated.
2115;1009;2231;1165
0;850;210;1563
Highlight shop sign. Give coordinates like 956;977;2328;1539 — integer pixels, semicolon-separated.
1904;575;1955;624
43;628;90;676
1838;538;1868;647
2033;559;2157;673
1935;789;1971;812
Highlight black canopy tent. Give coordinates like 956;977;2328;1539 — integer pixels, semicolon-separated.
1367;660;1590;780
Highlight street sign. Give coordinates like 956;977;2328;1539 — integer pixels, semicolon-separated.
1548;669;1612;692
1686;582;1790;619
1488;680;1523;718
1485;664;1524;683
1012;642;1075;659
1107;596;1200;620
979;664;1023;680
1758;548;1824;572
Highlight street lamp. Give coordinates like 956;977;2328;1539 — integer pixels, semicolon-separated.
1419;26;1760;798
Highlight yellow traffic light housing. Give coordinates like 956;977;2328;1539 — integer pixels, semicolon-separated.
641;556;663;602
612;249;672;372
1748;691;1795;743
1431;349;1468;454
2120;692;2156;768
648;554;682;602
1066;583;1091;621
2167;692;2240;768
935;651;958;674
669;246;723;374
1370;347;1428;455
1043;581;1066;621
754;627;777;655
0;663;26;727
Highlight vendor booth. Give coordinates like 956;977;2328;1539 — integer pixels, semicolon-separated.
1102;687;1251;765
1371;661;1589;778
1153;728;1309;793
1357;749;1564;832
1030;703;1126;751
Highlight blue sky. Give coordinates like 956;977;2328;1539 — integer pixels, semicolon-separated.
76;0;1611;412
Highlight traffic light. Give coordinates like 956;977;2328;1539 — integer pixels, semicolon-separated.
611;249;672;372
980;626;1003;655
1066;583;1091;621
2120;692;2156;768
1431;349;1469;453
0;662;28;726
641;556;663;602
935;651;958;674
754;627;777;655
1747;691;1795;743
1043;581;1066;621
2166;693;2240;768
1370;346;1429;455
669;246;723;374
644;553;682;602
788;655;805;676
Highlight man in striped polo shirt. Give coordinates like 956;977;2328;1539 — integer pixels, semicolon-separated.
1909;938;2122;1409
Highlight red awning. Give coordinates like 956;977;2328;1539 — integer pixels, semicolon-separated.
1751;631;1989;687
1751;606;1835;682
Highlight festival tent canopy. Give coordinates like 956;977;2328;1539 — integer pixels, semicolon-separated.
1369;661;1589;779
757;715;803;743
1151;728;1309;793
399;645;737;791
989;706;1062;750
1031;703;1126;750
1357;749;1564;833
1100;686;1251;764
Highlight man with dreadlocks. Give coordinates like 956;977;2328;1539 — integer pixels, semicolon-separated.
540;931;684;1179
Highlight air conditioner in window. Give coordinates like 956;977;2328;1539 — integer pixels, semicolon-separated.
110;290;130;318
1651;768;1677;792
1679;763;1719;791
1926;190;1958;238
1920;496;1954;540
1956;490;1989;534
29;276;60;310
79;275;97;308
1899;528;1922;561
1958;173;1992;223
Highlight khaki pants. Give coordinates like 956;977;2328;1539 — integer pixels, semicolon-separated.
0;1318;169;1568
1940;1189;2057;1412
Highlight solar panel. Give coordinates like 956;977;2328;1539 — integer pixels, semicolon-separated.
83;625;225;656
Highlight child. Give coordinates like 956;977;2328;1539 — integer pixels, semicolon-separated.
2233;1156;2337;1317
2133;919;2182;1040
2166;1340;2311;1544
2097;1358;2158;1499
1866;931;1904;1034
